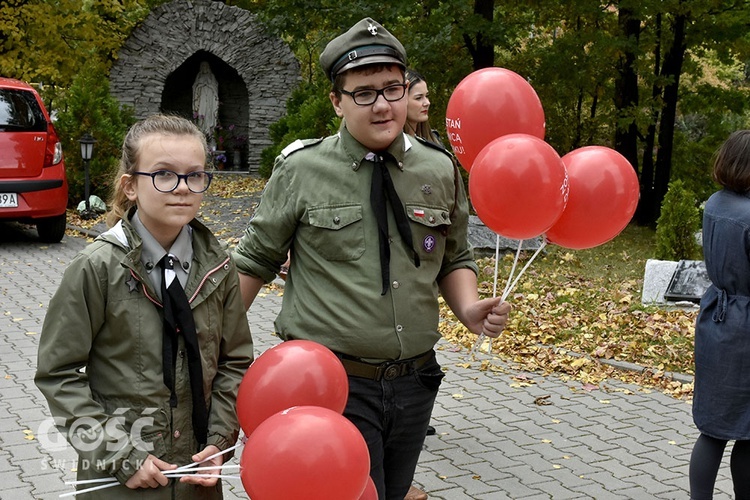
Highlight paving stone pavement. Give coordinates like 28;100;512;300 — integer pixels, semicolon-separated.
0;213;735;499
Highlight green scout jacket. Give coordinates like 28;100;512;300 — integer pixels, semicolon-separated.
35;212;253;499
233;127;478;362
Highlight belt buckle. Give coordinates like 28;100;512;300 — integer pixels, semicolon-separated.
382;364;401;381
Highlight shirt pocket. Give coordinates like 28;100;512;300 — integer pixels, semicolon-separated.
406;204;451;259
305;204;365;261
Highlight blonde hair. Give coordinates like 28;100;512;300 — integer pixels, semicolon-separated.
106;114;210;227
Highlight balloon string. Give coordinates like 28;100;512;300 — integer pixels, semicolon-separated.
502;238;523;299
494;234;502;298
62;441;247;497
501;240;546;302
470;239;547;358
60;481;120;497
174;441;244;472
471;237;523;358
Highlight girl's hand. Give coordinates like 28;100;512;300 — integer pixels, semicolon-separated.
125;454;176;489
179;445;223;487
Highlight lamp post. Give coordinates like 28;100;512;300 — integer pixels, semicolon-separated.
78;133;96;220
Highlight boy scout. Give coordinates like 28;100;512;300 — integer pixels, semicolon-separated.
233;17;511;500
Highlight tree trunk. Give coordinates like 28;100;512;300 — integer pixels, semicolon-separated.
653;12;687;223
613;6;641;176
462;0;495;70
635;12;662;226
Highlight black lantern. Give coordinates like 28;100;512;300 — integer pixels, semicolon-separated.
78;133;97;220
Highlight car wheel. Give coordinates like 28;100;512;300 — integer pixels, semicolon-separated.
36;214;66;243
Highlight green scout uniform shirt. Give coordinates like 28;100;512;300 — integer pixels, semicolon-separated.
233;126;478;362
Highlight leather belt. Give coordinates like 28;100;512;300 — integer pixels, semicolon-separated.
337;351;434;381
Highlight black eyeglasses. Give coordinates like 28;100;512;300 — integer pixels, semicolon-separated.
340;83;407;106
133;170;213;193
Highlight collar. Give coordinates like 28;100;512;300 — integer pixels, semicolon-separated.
340;125;413;172
130;210;194;274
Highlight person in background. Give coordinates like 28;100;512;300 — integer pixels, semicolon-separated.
232;18;510;500
403;68;442;147
402;67;444;500
689;129;750;500
35;114;254;499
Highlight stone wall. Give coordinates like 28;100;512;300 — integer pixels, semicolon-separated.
109;0;300;173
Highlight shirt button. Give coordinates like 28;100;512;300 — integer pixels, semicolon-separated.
333;216;341;225
174;430;181;439
392;281;400;289
428;216;436;223
179;350;185;358
396;325;403;332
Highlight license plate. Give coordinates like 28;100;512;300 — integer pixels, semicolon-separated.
0;193;18;207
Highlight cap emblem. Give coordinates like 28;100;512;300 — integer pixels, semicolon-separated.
368;22;378;35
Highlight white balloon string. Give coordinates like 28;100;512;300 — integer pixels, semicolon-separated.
494;234;502;297
60;481;120;497
501;240;547;302
165;465;240;473
471;235;522;357
65;464;242;487
163;473;241;480
64;477;117;486
503;238;523;299
173;441;243;472
62;442;246;497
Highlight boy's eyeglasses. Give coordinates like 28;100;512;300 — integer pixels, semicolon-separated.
133;170;213;193
340;83;407;106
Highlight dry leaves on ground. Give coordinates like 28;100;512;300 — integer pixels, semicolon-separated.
440;252;696;400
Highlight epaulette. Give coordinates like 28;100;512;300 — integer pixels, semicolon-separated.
280;138;325;158
414;135;453;159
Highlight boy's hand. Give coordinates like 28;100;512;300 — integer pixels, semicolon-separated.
465;297;511;338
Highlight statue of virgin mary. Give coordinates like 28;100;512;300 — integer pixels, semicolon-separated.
192;61;220;146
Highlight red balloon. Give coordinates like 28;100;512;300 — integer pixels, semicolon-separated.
241;406;370;500
468;134;568;240
236;340;349;436
358;476;378;500
446;67;546;171
546;146;639;249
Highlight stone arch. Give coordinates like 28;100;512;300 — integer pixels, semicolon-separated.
109;0;300;173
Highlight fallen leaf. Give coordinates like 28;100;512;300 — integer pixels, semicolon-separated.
534;395;552;406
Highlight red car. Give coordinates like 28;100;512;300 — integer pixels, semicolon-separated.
0;77;68;242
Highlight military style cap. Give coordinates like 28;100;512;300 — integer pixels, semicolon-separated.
320;18;407;81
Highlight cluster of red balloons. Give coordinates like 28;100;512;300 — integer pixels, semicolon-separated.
446;68;639;248
236;340;373;499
